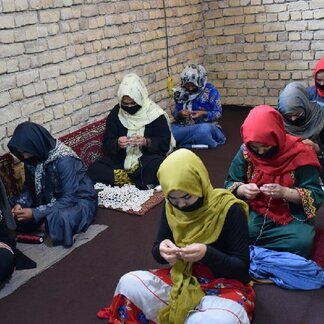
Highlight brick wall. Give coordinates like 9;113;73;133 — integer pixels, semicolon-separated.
204;0;324;107
1;0;324;155
0;0;204;155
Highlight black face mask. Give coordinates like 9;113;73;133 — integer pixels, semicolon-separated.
169;196;204;212
120;104;141;115
24;156;39;166
250;146;279;159
315;82;324;91
288;115;305;126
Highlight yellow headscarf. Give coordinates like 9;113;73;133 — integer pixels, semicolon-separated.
117;73;175;170
157;149;249;324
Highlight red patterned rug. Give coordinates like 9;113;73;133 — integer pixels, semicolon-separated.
60;117;106;167
310;227;324;267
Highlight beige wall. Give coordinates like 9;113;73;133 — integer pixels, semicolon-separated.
0;0;204;155
204;0;324;107
1;0;324;155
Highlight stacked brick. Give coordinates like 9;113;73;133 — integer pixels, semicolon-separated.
204;0;324;107
0;0;204;155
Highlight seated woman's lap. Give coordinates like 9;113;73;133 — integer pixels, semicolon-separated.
87;158;115;185
249;212;315;257
115;270;170;321
133;156;164;189
171;123;224;147
186;295;250;324
115;270;249;324
88;155;163;189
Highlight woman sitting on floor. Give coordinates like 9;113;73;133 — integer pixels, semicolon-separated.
277;81;324;179
98;149;255;324
7;122;98;247
307;57;324;106
225;105;324;258
87;73;175;190
0;178;16;284
171;64;226;148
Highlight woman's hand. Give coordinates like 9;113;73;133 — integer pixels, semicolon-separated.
237;183;260;199
118;136;130;149
12;208;33;221
129;135;147;147
12;204;22;215
191;111;206;120
178;243;207;262
260;184;301;203
119;135;147;148
260;183;286;199
159;239;182;265
302;139;321;155
178;109;192;119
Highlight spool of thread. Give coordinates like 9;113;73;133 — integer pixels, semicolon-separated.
191;144;209;149
16;234;44;244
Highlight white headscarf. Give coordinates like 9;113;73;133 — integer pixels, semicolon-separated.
117;73;175;169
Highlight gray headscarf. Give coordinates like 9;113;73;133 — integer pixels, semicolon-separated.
277;82;324;145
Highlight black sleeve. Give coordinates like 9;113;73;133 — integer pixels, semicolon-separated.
143;115;172;155
151;202;173;264
102;105;127;156
151;203;251;285
200;204;250;284
0;221;16;250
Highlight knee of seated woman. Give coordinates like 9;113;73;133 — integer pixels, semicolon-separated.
195;122;213;133
0;248;15;281
292;236;314;258
116;271;149;296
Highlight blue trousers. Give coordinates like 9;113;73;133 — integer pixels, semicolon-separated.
171;123;226;148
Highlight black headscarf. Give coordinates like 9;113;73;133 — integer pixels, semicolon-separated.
7;122;57;164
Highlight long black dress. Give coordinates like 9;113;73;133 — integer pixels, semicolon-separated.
88;104;172;189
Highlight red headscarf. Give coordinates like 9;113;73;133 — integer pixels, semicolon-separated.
241;105;320;224
314;58;324;97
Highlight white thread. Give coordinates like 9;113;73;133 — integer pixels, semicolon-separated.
254;197;272;244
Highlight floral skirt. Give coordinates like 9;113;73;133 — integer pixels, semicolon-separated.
97;268;255;323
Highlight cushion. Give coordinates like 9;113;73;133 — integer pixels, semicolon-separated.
60;117;106;167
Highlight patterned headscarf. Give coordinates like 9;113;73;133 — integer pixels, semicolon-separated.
157;148;248;323
117;73;175;170
180;64;207;89
173;64;208;108
277;82;324;144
